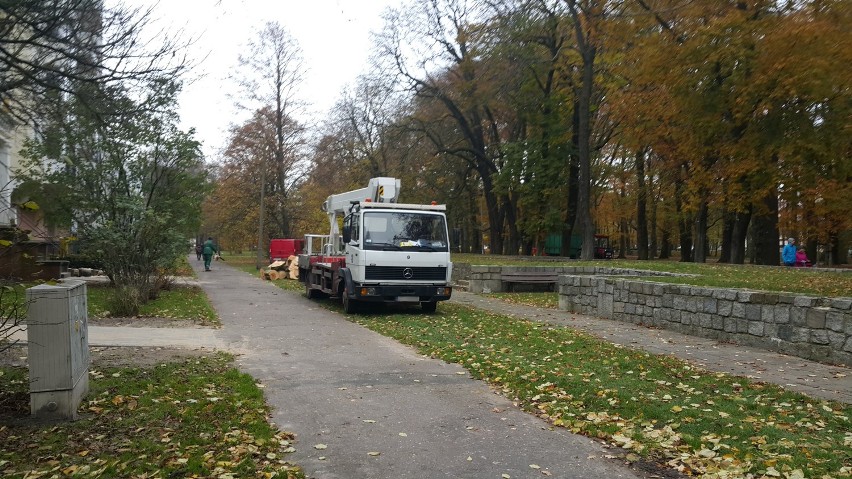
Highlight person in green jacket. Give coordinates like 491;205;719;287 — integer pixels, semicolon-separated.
202;237;217;271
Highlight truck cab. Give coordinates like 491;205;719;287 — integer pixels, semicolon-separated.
299;178;453;313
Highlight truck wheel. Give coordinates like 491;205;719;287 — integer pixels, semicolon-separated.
342;288;359;313
305;279;317;299
421;301;437;313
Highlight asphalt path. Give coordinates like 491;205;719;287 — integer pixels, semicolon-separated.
193;259;648;479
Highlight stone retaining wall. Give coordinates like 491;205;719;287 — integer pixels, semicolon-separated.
559;275;852;366
466;265;687;293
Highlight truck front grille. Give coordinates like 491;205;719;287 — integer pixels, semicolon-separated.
365;266;447;281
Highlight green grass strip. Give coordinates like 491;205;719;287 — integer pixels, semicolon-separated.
87;285;219;324
0;354;302;478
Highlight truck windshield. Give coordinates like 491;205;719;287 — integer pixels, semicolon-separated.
362;211;449;252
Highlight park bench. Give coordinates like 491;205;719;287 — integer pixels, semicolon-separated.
500;271;560;292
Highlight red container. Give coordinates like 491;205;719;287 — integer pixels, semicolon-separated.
269;239;304;260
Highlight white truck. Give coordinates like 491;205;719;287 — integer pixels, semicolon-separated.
297;177;453;313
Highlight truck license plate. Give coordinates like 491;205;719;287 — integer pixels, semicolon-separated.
398;296;419;302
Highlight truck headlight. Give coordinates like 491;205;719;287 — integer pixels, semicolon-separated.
436;287;451;296
361;287;378;296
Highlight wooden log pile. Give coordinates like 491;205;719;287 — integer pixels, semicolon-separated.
260;255;300;281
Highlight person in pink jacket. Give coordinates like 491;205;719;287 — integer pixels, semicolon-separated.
795;249;811;267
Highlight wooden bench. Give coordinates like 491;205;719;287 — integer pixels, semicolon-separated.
500;271;560;292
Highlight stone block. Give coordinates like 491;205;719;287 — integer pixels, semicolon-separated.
790;308;806;326
653;284;664;296
791;327;810;343
844;337;852;353
745;304;762;321
810;330;830;345
777;296;794;304
750;293;766;304
681;313;693;325
711;316;725;330
748;321;765;336
763;294;779;305
737;319;750;334
712;289;737;300
826;312;845;332
703;298;718;314
806;308;827;329
718;300;733;317
687;298;698;313
724;317;738;333
763;324;778;338
827;331;846;350
761;306;775;323
698;313;713;329
830;298;852;310
776;324;792;341
731;302;745;318
774;305;790;324
673;296;688;310
737;291;753;302
794;296;817;307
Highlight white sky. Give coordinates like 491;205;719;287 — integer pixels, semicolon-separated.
136;0;400;158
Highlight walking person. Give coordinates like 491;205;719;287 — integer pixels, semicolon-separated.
195;242;203;261
202;237;218;271
782;238;797;267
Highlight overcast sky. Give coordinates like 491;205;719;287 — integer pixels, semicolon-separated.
134;0;400;158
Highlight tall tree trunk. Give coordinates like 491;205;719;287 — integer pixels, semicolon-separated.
675;175;693;262
504;194;520;255
636;150;648;260
566;1;597;260
730;208;752;264
659;228;671;259
468;186;481;254
562;99;580;257
649;174;658;259
719;209;734;263
693;200;708;263
752;187;780;265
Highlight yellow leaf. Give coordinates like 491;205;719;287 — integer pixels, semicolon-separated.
314;444;327;450
21;201;39;210
0;240;11;247
671;405;683;412
368;451;381;456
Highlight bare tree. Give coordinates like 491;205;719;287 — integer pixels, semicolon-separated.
233;21;308;238
0;0;191;124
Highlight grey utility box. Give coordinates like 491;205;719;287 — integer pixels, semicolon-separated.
26;280;90;420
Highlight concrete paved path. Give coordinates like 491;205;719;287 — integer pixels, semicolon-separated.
192;259;647;479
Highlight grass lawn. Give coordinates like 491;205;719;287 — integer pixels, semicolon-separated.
0;354;303;479
487;291;560;309
454;254;852;298
87;285;219;324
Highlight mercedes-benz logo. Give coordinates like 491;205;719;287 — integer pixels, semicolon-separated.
402;268;414;279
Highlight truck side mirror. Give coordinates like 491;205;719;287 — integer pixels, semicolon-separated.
342;221;351;244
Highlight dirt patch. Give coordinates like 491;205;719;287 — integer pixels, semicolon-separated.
0;344;215;369
88;316;215;328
